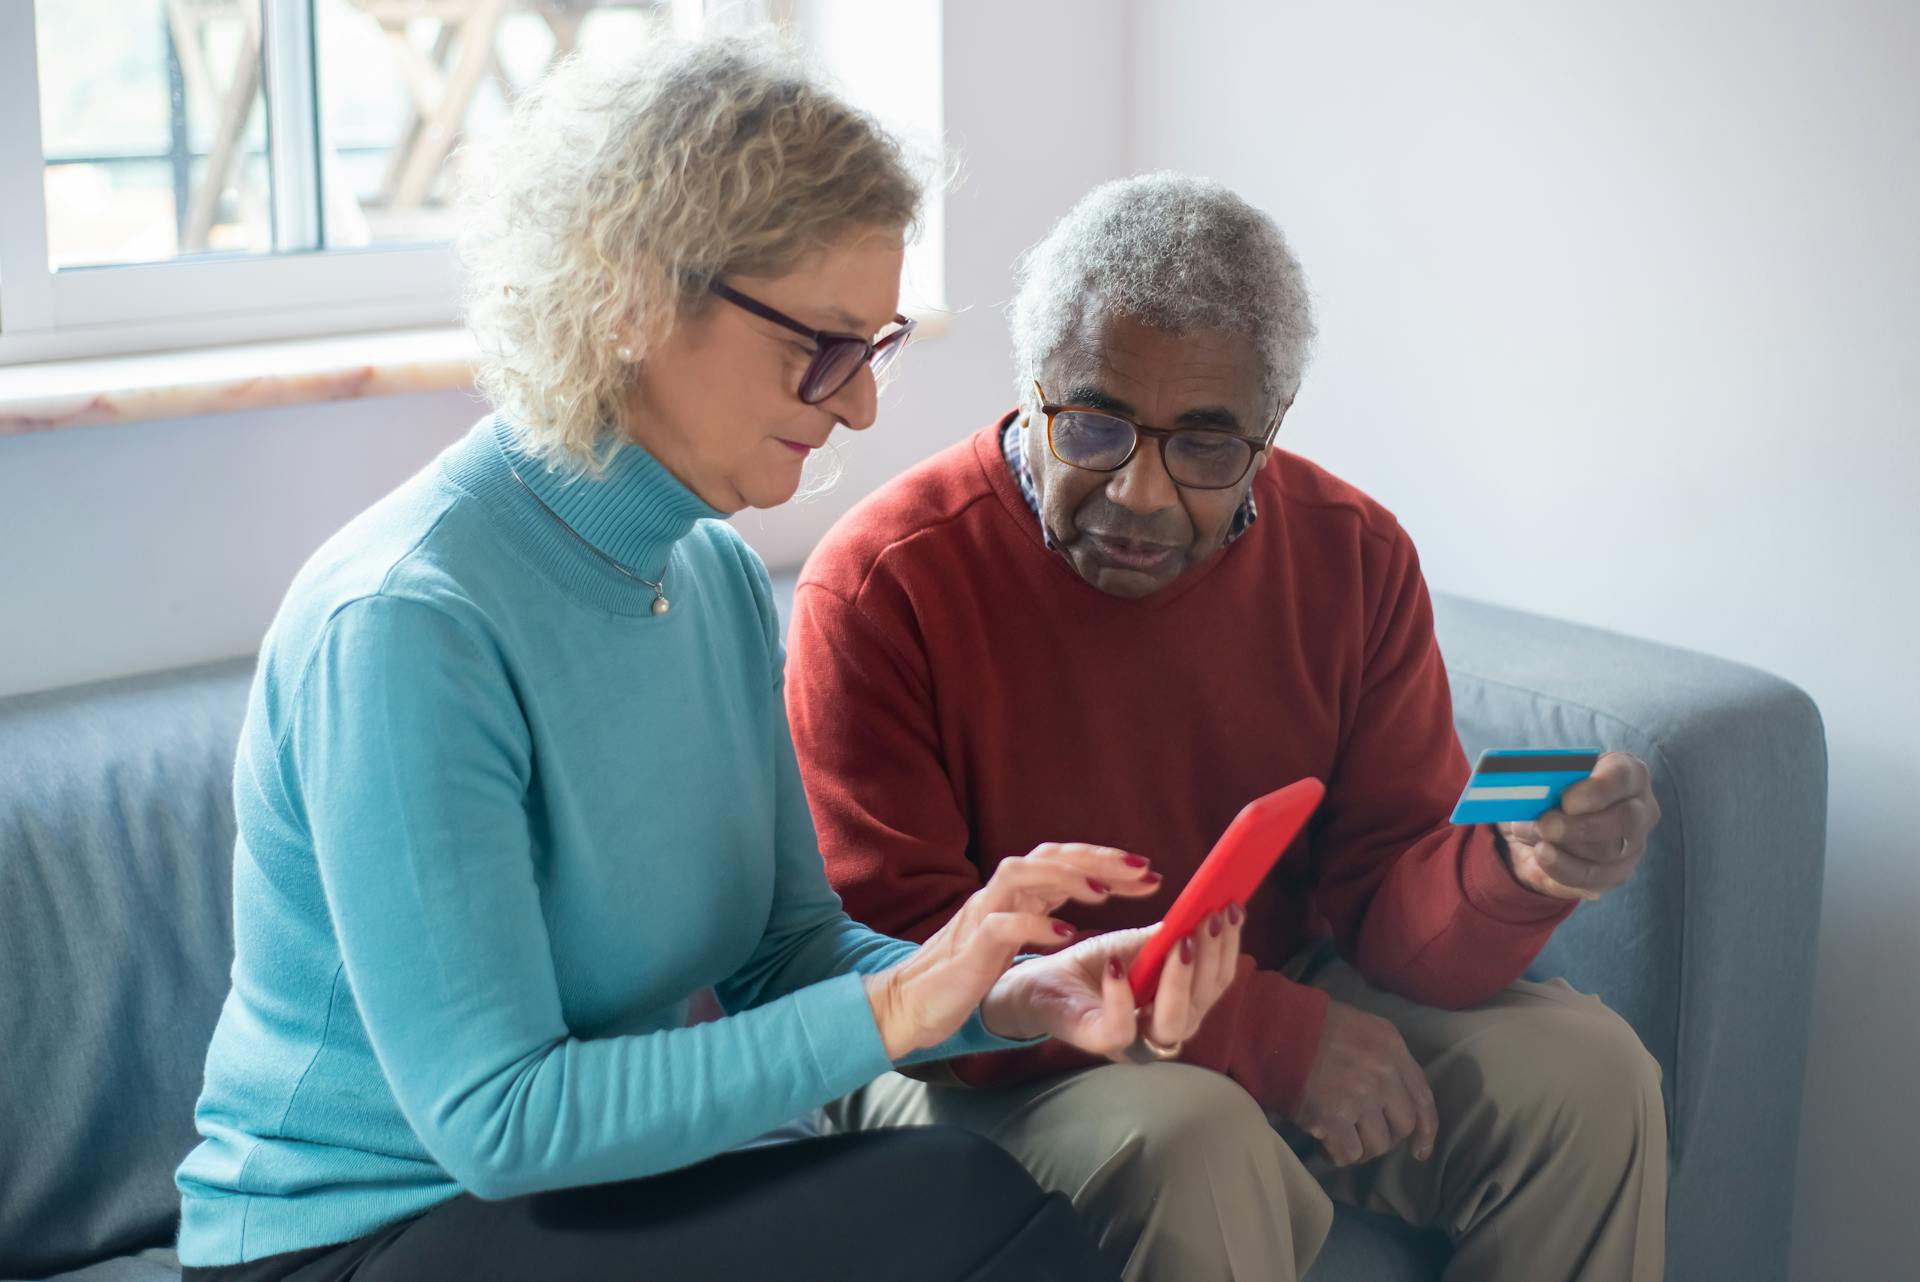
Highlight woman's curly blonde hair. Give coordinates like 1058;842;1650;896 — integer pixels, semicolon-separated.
454;34;922;473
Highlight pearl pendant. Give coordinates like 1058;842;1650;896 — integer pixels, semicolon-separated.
651;596;671;616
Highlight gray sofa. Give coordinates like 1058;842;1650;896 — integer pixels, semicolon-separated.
0;586;1827;1282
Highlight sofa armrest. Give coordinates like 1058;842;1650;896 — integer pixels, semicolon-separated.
1432;592;1825;1282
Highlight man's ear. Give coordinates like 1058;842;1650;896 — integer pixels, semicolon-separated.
1258;398;1295;470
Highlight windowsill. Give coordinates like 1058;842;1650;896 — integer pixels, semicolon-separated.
0;327;480;436
0;309;954;437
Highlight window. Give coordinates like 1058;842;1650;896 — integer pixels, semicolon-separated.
0;0;945;372
0;0;717;365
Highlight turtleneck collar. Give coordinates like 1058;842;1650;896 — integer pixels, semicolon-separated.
442;415;725;616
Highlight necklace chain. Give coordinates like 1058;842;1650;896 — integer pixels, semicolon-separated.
507;463;671;614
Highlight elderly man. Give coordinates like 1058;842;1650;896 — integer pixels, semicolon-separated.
787;173;1667;1282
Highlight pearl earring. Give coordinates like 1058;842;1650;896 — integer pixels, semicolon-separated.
614;344;636;363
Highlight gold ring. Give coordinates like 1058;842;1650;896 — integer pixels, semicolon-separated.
1123;1034;1184;1065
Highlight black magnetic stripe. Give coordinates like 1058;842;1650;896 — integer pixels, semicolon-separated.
1477;752;1600;775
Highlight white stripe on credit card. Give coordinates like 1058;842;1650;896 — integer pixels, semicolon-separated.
1464;785;1551;802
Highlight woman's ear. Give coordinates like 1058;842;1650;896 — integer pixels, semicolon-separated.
608;318;642;364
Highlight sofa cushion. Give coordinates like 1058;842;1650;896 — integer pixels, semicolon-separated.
24;1247;182;1282
1307;1207;1448;1281
0;661;253;1279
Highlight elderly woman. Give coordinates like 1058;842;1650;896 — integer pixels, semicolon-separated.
172;38;1244;1282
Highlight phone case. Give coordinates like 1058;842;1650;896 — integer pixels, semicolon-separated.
1127;776;1325;1004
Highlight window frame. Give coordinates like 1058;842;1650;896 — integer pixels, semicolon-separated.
0;0;727;368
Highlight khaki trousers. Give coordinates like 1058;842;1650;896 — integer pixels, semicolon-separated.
826;954;1667;1282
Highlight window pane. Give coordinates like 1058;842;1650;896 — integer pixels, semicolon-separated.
36;0;274;268
313;0;670;248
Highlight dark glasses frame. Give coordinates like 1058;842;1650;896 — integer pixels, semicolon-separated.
1031;379;1281;491
711;281;915;405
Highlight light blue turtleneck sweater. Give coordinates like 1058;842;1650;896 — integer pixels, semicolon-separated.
174;415;1024;1266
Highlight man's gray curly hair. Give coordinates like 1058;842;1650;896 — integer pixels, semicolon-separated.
454;34;922;473
1009;173;1315;415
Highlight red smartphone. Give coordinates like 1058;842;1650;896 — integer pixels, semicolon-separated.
1126;777;1325;1004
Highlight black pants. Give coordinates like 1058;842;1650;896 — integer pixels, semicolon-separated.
183;1127;1115;1282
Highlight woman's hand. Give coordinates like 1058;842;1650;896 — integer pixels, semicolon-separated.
980;904;1246;1060
864;844;1161;1059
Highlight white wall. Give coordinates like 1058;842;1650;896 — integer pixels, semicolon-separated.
0;393;482;695
1127;2;1918;1276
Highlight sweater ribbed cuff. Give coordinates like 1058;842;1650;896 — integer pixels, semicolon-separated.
1225;968;1330;1117
1461;828;1580;925
791;972;897;1098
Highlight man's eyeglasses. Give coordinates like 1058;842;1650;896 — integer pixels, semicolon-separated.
1031;380;1279;490
711;281;915;405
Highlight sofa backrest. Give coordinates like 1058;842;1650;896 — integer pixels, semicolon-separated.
1438;614;1689;1091
1;659;253;1279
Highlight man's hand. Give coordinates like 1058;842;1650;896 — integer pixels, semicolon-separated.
1292;999;1438;1167
1497;751;1661;902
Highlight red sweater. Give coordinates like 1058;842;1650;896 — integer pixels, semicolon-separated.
786;418;1572;1112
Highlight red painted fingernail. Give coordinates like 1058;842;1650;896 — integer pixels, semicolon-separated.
1210;914;1223;937
1088;878;1111;895
1123;853;1151;868
1180;936;1195;962
1141;872;1164;886
1109;957;1126;979
1055;921;1075;937
1229;903;1243;925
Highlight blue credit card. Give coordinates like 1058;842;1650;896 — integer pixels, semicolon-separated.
1450;749;1602;824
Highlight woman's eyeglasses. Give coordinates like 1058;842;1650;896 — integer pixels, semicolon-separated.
1032;380;1278;490
711;281;915;405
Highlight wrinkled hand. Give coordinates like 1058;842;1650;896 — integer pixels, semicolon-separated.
864;844;1160;1059
1498;751;1661;902
1292;999;1438;1167
981;904;1246;1059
